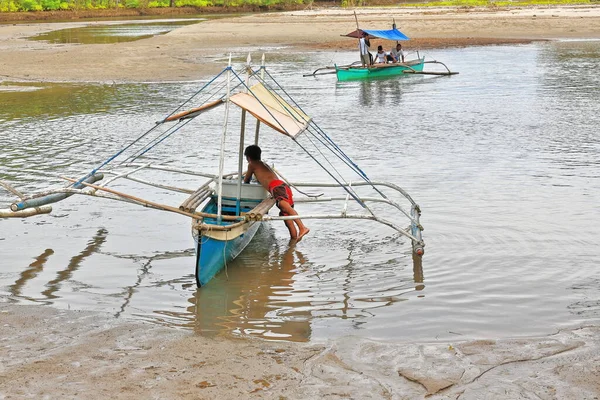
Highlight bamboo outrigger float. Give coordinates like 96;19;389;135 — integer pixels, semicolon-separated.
0;54;425;287
304;14;458;81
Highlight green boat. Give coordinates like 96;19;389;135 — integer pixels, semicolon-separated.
304;17;458;81
336;58;425;82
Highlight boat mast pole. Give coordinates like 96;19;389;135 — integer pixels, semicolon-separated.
354;11;363;66
217;54;232;222
236;53;251;216
253;54;265;145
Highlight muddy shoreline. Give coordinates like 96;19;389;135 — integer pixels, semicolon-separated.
1;6;599;83
1;302;599;398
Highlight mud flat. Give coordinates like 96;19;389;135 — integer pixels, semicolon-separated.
1;6;600;82
1;303;598;398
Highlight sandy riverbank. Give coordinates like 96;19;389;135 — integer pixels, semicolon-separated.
1;5;600;82
1;302;599;398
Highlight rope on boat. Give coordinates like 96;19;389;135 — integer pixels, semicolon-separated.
231;68;367;208
122;66;258;166
268;166;322;198
259;69;372;179
75;66;256;177
122;118;194;164
261;68;372;180
235;66;367;204
69;70;242;186
159;67;229;123
260;68;391;203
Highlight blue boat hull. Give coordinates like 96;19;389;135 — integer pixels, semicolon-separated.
195;220;261;287
194;196;266;287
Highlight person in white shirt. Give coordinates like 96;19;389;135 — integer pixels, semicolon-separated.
391;43;405;63
375;45;387;64
358;32;371;67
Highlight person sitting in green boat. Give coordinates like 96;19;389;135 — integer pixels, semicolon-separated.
391;43;405;63
243;145;310;241
386;49;397;63
375;45;388;64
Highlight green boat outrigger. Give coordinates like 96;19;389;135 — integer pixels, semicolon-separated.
305;20;458;81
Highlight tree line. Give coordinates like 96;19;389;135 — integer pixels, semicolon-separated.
0;0;305;12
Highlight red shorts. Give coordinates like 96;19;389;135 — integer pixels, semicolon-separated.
268;180;294;215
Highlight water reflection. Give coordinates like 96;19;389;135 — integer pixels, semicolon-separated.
535;41;600;172
353;78;404;108
0;82;171;122
187;237;312;342
413;253;424;292
568;278;600;318
42;228;108;299
9;248;54;299
538;41;600;100
114;248;194;318
2;41;600;342
30;20;203;45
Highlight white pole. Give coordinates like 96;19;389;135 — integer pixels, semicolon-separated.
217;54;232;222
236;53;252;215
254;53;265;145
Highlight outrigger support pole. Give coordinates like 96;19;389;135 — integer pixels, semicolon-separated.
303;63;365;77
1;206;52;218
264;213;422;244
403;61;459;76
10;173;104;212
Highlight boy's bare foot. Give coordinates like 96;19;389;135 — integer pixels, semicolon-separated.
297;227;310;241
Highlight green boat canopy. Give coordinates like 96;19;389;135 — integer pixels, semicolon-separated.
344;28;410;41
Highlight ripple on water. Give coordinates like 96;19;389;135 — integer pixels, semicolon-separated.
1;41;600;342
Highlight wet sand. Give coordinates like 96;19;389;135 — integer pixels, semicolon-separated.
1;303;599;398
2;6;600;398
0;5;599;82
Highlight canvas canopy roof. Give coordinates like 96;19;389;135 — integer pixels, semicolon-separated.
229;83;310;138
344;28;410;41
161;83;311;138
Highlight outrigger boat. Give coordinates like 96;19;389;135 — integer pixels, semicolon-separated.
305;17;458;81
0;55;425;287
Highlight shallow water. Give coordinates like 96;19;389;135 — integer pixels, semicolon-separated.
1;40;599;343
29;19;204;44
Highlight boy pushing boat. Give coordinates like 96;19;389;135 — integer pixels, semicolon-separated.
243;145;310;241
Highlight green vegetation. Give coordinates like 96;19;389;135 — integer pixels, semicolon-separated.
0;0;303;12
0;0;592;13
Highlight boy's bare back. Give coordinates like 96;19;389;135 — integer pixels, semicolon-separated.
244;160;278;190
